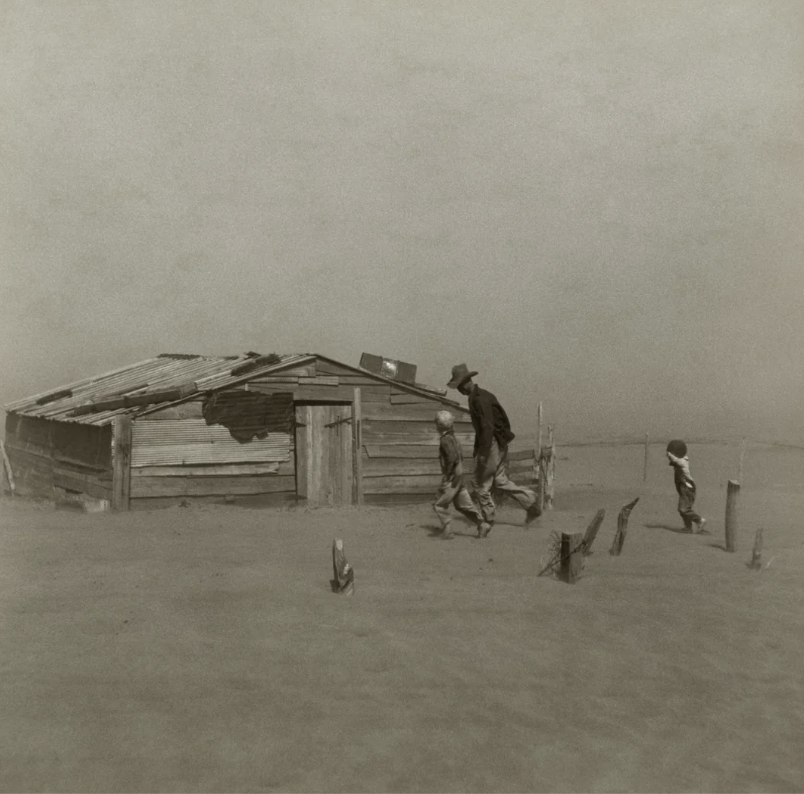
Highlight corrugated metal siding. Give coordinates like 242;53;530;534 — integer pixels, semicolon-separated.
131;420;291;466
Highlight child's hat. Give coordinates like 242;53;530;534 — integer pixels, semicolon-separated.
435;410;454;428
666;439;687;457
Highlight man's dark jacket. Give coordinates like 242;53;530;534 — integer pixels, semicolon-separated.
467;386;516;458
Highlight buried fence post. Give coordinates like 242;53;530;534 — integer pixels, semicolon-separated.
582;509;606;556
538;509;603;580
609;498;640;556
725;480;740;553
331;539;354;595
748;528;764;570
560;532;584;584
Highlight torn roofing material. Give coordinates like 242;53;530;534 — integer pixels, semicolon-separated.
3;353;314;425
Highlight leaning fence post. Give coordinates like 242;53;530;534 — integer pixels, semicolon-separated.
610;498;640;556
725;480;740;553
582;509;606;556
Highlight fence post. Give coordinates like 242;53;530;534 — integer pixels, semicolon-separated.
560;531;584;583
725;480;739;552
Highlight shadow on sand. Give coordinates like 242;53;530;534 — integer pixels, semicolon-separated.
418;523;479;539
645;522;693;534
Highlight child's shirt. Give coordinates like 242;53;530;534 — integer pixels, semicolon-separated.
667;452;696;493
438;428;465;483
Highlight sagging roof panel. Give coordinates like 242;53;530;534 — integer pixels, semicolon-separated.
4;354;314;425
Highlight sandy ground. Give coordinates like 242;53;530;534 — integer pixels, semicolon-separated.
1;444;803;793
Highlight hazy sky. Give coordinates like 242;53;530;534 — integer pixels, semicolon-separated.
2;1;802;442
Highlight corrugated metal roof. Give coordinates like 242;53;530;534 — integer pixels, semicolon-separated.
4;354;315;425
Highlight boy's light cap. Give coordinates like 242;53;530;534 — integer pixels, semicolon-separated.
435;410;454;428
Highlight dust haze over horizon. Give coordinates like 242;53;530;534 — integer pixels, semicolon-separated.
1;1;802;444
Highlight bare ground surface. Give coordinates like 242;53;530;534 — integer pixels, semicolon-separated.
1;445;803;792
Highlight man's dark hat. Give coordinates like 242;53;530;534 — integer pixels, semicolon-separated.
447;363;478;389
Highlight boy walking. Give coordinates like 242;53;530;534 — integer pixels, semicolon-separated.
666;439;707;533
433;410;490;540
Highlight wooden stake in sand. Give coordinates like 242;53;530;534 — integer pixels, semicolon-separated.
537;509;604;578
609;498;640;556
725;480;740;553
582;509;606;556
560;532;584;584
0;440;15;496
748;528;764;570
331;539;355;595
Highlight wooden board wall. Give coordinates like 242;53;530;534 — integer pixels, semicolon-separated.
2;416;113;499
276;358;536;500
129;407;296;502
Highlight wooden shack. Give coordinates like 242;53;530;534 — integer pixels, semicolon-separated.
2;352;538;510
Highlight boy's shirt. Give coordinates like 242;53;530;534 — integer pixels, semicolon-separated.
438;428;465;485
667;452;696;492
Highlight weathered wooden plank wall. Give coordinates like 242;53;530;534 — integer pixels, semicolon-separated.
131;403;296;502
2;415;113;499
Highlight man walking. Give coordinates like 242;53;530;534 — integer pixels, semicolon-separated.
447;363;541;536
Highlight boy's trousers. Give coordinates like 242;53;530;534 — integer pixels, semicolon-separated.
678;484;702;528
433;475;483;530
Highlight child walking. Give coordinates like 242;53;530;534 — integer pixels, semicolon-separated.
666;440;707;533
433;410;490;540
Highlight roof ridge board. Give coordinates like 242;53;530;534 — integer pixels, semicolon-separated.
313;355;465;410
